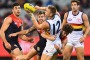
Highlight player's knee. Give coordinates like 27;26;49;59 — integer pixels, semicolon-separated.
63;52;70;60
63;55;70;60
77;57;84;60
11;48;22;57
77;50;84;60
77;55;84;60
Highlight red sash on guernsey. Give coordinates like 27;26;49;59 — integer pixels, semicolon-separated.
9;14;22;28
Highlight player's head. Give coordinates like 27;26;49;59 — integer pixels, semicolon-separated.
71;0;80;12
61;24;73;38
12;3;21;16
37;10;46;24
45;5;56;18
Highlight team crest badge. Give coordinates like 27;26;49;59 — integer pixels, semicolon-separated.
37;47;40;51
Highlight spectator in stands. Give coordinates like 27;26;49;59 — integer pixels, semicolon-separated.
80;0;90;9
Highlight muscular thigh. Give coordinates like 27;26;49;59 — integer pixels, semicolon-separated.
26;48;38;59
11;48;22;58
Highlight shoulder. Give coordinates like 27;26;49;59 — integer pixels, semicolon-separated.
81;13;88;21
82;13;87;17
82;13;88;19
63;12;69;19
65;12;69;16
4;16;12;23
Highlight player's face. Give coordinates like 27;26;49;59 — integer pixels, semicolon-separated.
37;14;46;24
71;2;79;12
12;6;21;16
45;8;51;17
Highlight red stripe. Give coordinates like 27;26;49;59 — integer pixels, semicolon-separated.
70;23;83;26
9;14;22;28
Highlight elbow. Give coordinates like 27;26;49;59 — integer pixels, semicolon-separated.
25;30;29;34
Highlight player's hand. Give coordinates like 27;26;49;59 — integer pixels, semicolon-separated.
25;10;34;17
50;35;56;40
16;55;28;60
54;44;62;54
54;44;59;50
35;5;40;10
9;33;17;37
26;10;31;13
5;42;11;49
27;37;34;43
79;36;85;43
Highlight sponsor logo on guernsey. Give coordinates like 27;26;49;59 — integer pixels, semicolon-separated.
37;47;40;51
68;18;72;21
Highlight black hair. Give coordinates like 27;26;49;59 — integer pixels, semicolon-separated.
62;24;73;35
48;5;56;17
12;3;20;8
71;0;80;5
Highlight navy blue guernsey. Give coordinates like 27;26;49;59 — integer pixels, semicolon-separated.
5;14;22;43
37;29;46;42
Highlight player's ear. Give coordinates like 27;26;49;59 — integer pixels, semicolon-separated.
50;13;53;17
78;5;80;8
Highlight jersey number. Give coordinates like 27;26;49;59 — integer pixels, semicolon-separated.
53;21;60;35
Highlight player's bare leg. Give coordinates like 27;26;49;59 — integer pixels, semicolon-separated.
41;54;48;60
75;47;84;60
10;48;22;60
37;55;41;60
52;53;58;60
63;45;73;60
16;48;38;60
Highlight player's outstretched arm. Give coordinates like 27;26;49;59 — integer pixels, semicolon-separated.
9;25;35;37
17;26;34;43
35;5;46;11
19;35;34;43
29;13;49;30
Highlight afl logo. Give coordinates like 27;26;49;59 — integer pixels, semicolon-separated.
68;18;72;21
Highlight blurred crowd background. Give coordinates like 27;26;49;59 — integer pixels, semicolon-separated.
0;0;90;60
0;0;90;36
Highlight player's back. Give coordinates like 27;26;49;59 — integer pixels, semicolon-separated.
46;14;61;45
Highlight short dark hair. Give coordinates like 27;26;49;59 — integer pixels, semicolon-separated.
48;5;56;17
37;10;45;15
12;3;20;8
71;0;80;5
62;24;73;35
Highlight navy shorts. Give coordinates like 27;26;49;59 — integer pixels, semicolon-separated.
34;39;46;56
3;41;22;53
